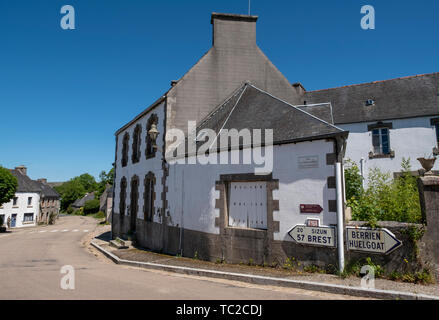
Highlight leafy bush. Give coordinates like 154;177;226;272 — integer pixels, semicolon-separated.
83;199;100;215
92;211;105;219
344;159;363;200
0;166;18;206
346;158;422;224
66;205;74;215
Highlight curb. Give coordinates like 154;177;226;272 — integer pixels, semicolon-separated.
90;241;439;301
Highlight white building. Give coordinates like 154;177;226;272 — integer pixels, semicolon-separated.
0;166;60;228
112;12;438;267
304;73;439;182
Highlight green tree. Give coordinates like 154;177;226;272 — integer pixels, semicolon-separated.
0;166;18;206
83;199;100;215
55;179;86;211
74;173;98;193
96;168;115;198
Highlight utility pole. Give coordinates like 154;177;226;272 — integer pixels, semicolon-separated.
248;0;251;15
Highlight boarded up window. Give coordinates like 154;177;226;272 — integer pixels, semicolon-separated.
144;173;155;222
132;124;142;164
119;177;127;215
130;176;139;232
228;181;267;230
122;132;130;167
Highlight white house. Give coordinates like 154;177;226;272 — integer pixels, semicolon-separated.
303;73;439;182
0;166;60;228
112;12;438;267
112;12;349;267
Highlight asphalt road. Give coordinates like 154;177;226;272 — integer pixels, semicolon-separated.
0;216;359;300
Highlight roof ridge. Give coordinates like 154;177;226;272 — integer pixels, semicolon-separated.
307;71;439;93
208;85;249;149
197;83;248;129
246;84;345;132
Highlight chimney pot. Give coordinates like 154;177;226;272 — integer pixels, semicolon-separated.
15;165;27;176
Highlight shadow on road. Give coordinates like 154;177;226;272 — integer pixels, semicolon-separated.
96;231;111;241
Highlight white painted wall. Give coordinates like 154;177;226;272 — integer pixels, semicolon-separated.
166;139;337;242
113;102;165;222
0;192;40;228
339;116;439;182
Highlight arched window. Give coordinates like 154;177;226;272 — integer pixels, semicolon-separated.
130;175;139;232
132;124;142;163
119;177;127;216
146;114;158;159
144;172;155;222
121;132;130;167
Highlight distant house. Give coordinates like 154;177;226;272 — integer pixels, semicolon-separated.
71;192;96;211
99;185;113;222
36;178;61;224
0;166;60;228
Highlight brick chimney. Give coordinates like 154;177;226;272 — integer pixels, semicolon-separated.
211;13;258;49
37;178;47;184
15;165;27;176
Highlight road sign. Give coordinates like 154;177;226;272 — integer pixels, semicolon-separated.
346;227;402;255
300;204;323;214
288;225;336;248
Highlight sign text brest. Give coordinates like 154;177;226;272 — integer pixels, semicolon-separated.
288;225;336;248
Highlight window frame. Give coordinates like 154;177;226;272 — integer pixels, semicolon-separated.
23;213;34;222
368;122;394;159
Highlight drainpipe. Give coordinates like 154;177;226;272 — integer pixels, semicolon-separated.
360;157;365;189
336;161;345;273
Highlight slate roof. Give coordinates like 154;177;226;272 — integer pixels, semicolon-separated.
305;72;439;125
35;181;60;198
9;170;60;198
10;170;42;193
72;192;96;208
176;83;346;156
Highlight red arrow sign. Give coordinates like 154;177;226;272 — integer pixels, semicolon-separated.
300;204;323;214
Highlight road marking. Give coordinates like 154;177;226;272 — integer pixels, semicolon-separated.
72;229;79;232
61;229;69;232
83;230;89;233
50;230;59;233
39;231;47;233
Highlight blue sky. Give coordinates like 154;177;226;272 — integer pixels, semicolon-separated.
1;0;438;182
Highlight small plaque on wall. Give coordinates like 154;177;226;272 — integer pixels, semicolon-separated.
298;156;319;169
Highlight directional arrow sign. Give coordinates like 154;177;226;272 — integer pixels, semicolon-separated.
300;204;323;214
288;225;336;248
346;227;402;255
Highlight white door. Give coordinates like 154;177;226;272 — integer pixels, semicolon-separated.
228;181;267;229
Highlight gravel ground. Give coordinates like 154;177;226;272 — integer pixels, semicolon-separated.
89;226;439;297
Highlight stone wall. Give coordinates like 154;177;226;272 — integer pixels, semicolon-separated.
113;210;432;276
